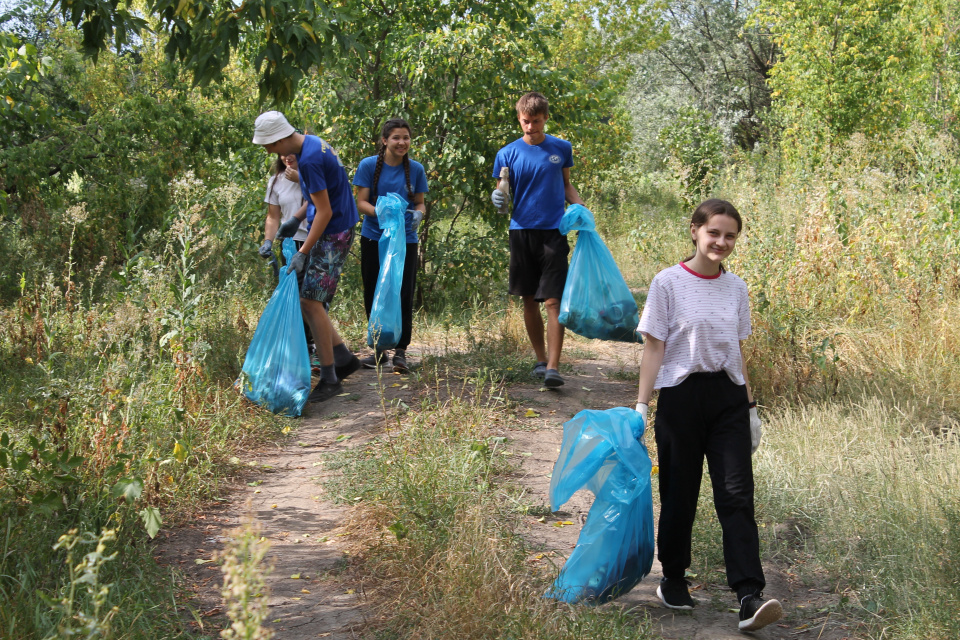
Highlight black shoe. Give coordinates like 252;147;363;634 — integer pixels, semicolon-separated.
360;351;387;369
532;361;547;379
336;355;361;381
543;368;564;388
307;379;343;403
392;349;410;373
738;592;782;631
657;577;694;610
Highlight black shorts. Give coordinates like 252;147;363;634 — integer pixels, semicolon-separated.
508;229;570;302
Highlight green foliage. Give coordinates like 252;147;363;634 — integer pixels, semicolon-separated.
0;32;52;145
658;106;724;203
757;0;960;150
626;0;777;173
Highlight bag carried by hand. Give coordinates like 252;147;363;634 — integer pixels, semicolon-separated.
238;238;310;416
558;205;641;342
367;192;406;350
544;407;654;604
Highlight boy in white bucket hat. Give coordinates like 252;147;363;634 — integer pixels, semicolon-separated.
252;111;361;403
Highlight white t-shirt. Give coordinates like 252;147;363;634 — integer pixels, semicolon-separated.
264;173;309;242
637;262;751;389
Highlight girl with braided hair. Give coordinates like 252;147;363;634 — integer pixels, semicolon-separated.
352;118;428;372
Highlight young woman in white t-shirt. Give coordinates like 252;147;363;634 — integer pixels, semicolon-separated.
258;153;315;352
259;153;309;258
635;199;782;632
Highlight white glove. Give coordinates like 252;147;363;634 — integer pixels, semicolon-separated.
491;188;506;210
635;402;648;429
749;406;762;454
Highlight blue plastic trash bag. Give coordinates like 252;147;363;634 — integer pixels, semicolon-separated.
558;205;641;342
367;192;406;350
238;238;310;416
544;407;654;604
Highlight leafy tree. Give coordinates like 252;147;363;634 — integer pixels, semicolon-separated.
756;0;960;151
0;8;260;290
627;0;778;164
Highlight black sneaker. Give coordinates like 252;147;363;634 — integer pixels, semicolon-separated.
657;577;694;610
532;361;547;379
738;592;783;631
336;355;361;381
543;368;565;388
392;349;410;374
307;379;343;403
360;351;387;369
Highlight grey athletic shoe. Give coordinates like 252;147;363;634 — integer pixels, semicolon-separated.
532;361;547;379
543;368;564;388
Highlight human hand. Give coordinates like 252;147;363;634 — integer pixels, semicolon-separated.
284;166;299;182
258;239;273;259
749;407;762;454
635;402;648;429
276;216;302;239
286;251;307;275
491;188;506;211
406;209;424;230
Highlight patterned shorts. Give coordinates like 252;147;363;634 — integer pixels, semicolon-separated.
301;229;355;304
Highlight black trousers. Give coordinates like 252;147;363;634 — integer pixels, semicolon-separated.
654;372;765;597
360;236;418;351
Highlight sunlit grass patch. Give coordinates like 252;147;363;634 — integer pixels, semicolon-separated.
322;380;655;639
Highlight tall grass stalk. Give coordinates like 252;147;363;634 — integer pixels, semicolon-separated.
755;398;960;638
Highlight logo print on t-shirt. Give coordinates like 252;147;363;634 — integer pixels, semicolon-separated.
549;154;562;164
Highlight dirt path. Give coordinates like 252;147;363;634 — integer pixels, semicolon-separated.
155;338;865;639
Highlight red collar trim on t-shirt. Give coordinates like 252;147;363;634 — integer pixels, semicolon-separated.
679;261;723;279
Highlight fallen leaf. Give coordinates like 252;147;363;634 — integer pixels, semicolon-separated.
281;426;291;435
537;516;546;523
345;589;355;594
291;597;301;601
194;559;213;565
301;589;311;594
390;383;400;388
525;409;540;418
337;392;350;397
581;387;592;392
291;573;301;579
271;504;278;509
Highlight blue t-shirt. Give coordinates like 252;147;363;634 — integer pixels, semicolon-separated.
492;134;574;230
297;135;359;235
353;155;429;243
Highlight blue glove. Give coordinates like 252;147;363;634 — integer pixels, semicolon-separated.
276;216;302;239
286;251;307;275
406;209;424;230
258;239;273;259
491;189;506;210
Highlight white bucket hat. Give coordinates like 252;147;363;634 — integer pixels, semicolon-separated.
252;111;296;145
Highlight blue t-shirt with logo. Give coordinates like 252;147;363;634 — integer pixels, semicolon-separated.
353;155;429;243
297;135;359;235
492;134;574;230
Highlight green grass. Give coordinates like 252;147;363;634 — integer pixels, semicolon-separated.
322;377;656;639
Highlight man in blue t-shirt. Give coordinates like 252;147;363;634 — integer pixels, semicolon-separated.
492;92;585;388
252;111;361;403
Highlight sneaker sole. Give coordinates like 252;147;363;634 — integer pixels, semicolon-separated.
656;585;694;610
543;375;564;388
738;599;783;631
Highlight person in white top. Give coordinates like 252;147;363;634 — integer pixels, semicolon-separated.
259;153;310;258
258;152;314;351
635;199;782;632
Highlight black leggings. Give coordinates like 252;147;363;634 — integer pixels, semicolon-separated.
654;371;765;597
360;237;418;351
